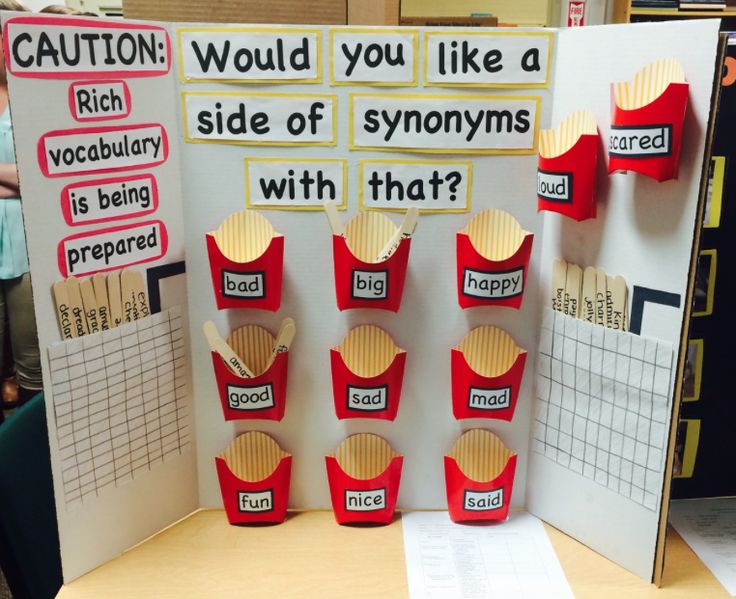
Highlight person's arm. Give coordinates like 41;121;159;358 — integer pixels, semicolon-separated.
0;184;18;199
0;163;19;193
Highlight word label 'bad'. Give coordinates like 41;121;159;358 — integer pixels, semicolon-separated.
179;28;320;82
227;383;275;410
331;29;416;84
345;488;386;511
609;125;672;158
468;386;511;410
347;385;388;411
360;160;470;211
58;220;167;277
222;270;265;299
463;488;504;511
238;490;273;513
4;17;170;77
351;94;538;153
184;92;335;145
462;267;524;299
246;158;345;209
425;32;552;86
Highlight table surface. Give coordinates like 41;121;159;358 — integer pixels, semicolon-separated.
56;509;729;598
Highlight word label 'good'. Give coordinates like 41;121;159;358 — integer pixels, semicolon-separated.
537;170;572;203
222;270;266;299
227;383;275;410
246;158;346;209
68;80;131;122
360;160;471;212
351;270;388;300
347;385;388;411
345;488;386;511
609;125;672;158
58;220;167;277
237;490;273;513
462;267;524;299
425;32;552;87
38;123;168;177
178;28;320;82
3;17;171;78
463;488;503;511
350;94;539;153
184;92;336;145
331;29;417;84
61;174;158;226
468;386;511;410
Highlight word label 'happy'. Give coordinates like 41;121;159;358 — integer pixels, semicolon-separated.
425;32;552;86
184;92;336;145
227;383;275;410
351;94;538;153
463;488;504;511
345;488;386;511
246;158;345;209
179;28;320;82
360;160;470;212
331;29;416;84
462;267;524;299
237;490;273;513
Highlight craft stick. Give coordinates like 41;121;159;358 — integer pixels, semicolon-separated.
564;263;582;318
121;269;148;322
551;259;567;312
92;273;110;331
376;207;419;262
52;280;75;340
65;277;89;337
610;275;628;331
265;317;296;370
323;200;345;237
595;267;607;327
605;274;616;329
79;278;100;334
202;321;255;378
107;269;123;328
581;266;597;323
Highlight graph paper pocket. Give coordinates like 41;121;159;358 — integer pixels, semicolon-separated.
47;306;190;509
533;308;674;511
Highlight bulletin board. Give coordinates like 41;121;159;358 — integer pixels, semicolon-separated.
1;12;720;585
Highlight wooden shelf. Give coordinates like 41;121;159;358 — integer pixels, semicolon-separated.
630;7;736;17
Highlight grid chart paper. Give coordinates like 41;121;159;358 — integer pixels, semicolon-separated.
47;307;190;509
532;308;675;511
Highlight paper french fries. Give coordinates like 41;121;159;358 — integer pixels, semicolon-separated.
331;325;406;420
538;110;598;221
332;211;413;312
610;58;688;182
206;209;284;311
92;273;110;331
325;433;403;525
53;280;75;340
444;429;517;522
456;208;533;309
215;432;292;525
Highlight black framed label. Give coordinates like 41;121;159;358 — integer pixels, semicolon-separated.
221;269;266;299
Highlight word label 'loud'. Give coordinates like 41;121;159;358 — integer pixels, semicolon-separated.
537;170;572;203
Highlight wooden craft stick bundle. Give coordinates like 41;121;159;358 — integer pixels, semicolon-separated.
52;268;150;340
551;259;628;331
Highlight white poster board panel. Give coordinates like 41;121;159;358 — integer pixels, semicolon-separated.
2;13;198;582
526;19;720;581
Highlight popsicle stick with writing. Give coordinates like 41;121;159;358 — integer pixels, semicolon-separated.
376;207;419;262
53;280;76;340
121;269;148;322
581;266;597;323
65;277;89;337
564;263;582;318
92;273;110;331
595;267;607;327
107;269;123;328
79;278;100;334
323;200;345;237
551;259;567;312
609;275;628;331
265;317;296;370
202;321;255;378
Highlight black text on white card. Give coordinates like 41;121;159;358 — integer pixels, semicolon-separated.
351;270;388;300
609;124;672;158
331;30;416;84
344;488;386;511
537;170;572;203
347;385;388;411
463;488;504;511
221;270;266;299
227;383;275;410
237;489;274;513
463;267;524;299
468;386;511;410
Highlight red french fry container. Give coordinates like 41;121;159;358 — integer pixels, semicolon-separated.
330;348;405;421
216;451;292;525
444;453;517;523
206;232;284;311
325;454;403;525
538;133;598;221
451;349;526;421
332;234;411;312
211;351;288;421
456;233;533;310
608;81;689;182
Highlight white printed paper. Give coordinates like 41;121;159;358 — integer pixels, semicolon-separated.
246;158;345;208
402;511;574;599
331;29;416;84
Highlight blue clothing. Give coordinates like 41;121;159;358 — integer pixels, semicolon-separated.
0;106;29;279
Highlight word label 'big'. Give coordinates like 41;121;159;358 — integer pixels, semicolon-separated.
179;28;320;81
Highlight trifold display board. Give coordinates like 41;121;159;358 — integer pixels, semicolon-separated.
1;12;720;585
